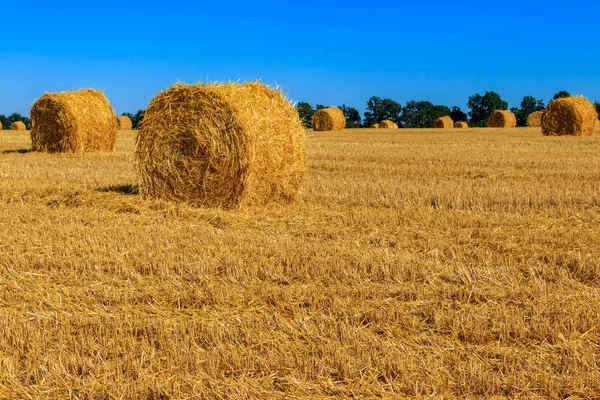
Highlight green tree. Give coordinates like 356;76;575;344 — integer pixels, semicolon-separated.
315;104;326;110
363;97;402;127
450;106;468;123
552;90;571;100
339;104;362;128
296;102;314;128
401;101;450;128
510;96;545;127
593;101;600;119
467;91;508;126
130;109;145;129
2;113;31;129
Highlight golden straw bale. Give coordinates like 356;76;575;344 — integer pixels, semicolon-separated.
527;111;543;127
434;116;454;128
116;115;133;130
488;110;517;128
311;107;345;131
454;121;469;128
0;121;2;130
370;123;380;129
135;81;306;209
30;89;117;153
379;120;398;129
541;96;598;136
11;121;26;130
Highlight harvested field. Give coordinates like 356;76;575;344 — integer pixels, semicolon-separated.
1;128;600;398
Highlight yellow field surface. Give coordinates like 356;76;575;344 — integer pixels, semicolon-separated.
1;127;600;398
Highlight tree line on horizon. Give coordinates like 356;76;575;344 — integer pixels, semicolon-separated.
297;90;600;129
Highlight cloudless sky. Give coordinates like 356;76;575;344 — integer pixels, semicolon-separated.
2;1;599;116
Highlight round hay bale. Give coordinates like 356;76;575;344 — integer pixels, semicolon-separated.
311;107;345;131
135;81;306;209
370;123;380;129
488;110;516;128
30;89;117;153
116;115;133;130
454;121;469;128
541;96;598;136
11;121;26;130
527;111;543;127
379;120;398;129
434;116;454;128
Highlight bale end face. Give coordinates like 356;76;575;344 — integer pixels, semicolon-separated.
488;110;516;128
311;107;345;131
434;116;454;128
116;115;133;130
379;120;398;129
454;121;468;128
541;97;598;137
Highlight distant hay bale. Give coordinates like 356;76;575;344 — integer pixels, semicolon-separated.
135;81;306;209
379;120;398;129
30;89;117;153
434;116;454;128
541;96;598;137
11;121;26;130
370;123;380;129
488;110;516;128
116;115;133;130
527;111;543;127
454;121;468;128
311;107;345;131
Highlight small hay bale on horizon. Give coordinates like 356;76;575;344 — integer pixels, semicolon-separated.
370;123;380;129
379;120;398;129
311;107;345;131
454;121;468;128
541;96;597;137
116;115;133;130
11;121;26;130
434;116;454;128
488;110;516;128
527;111;543;127
135;81;306;209
30;89;117;153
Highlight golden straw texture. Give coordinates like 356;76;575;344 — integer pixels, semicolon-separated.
135;81;306;209
527;111;543;127
116;115;133;130
379;120;398;129
10;121;26;131
434;116;454;128
311;107;345;131
30;89;117;153
488;110;517;128
454;121;469;128
541;96;598;137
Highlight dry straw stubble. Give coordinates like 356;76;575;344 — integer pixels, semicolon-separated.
488;110;517;128
30;89;117;153
527;111;543;127
434;116;454;128
454;121;468;128
116;115;133;130
311;107;345;131
541;96;598;136
11;121;26;130
135;81;306;209
379;120;398;129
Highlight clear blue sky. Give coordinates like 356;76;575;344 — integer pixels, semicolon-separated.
2;0;599;117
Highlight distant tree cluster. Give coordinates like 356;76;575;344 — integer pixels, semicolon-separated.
0;113;30;129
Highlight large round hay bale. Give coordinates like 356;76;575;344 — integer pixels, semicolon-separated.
370;123;380;129
135;82;306;209
488;110;516;128
434;116;454;128
379;120;398;129
116;115;133;130
454;121;468;128
11;121;26;130
527;111;543;127
541;96;598;136
311;107;345;131
30;89;117;153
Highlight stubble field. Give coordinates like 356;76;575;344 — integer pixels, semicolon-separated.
1;127;600;398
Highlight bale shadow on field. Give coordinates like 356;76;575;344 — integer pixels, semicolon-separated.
96;184;139;196
2;148;33;154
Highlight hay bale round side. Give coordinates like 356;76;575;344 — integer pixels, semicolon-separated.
311;107;345;131
11;121;26;130
541;97;598;137
434;116;454;128
135;82;306;209
454;121;468;128
527;111;543;127
116;115;133;130
488;110;517;128
0;121;2;131
370;123;380;129
30;89;117;153
379;120;398;129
